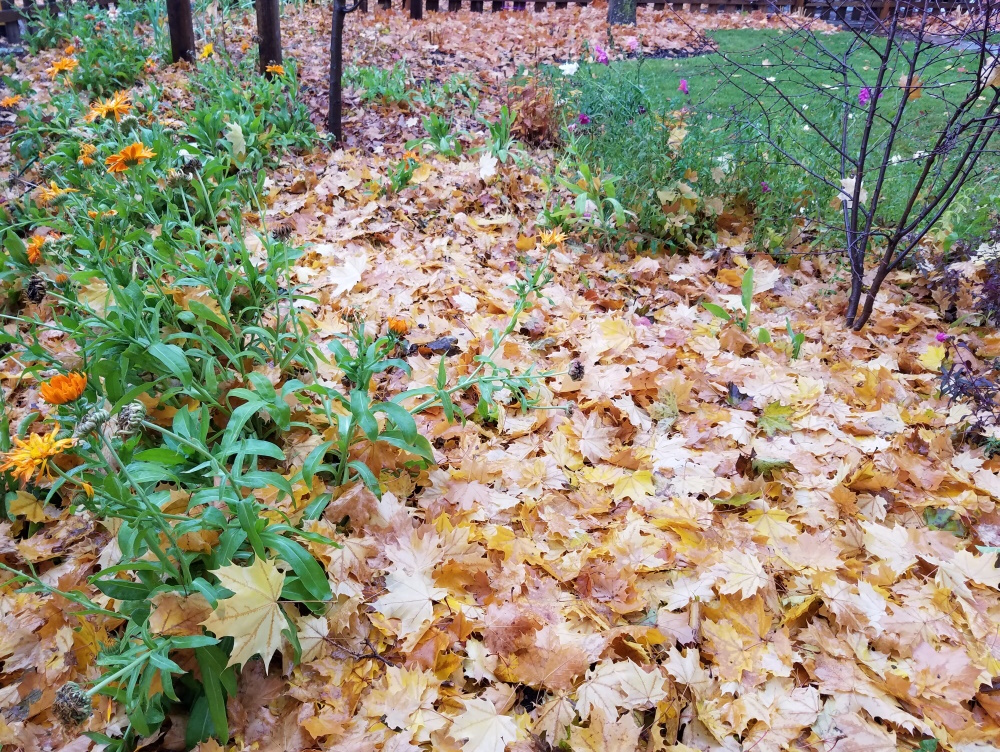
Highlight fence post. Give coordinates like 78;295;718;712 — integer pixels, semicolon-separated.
608;0;636;23
328;0;363;140
1;0;21;45
166;0;195;62
256;0;282;73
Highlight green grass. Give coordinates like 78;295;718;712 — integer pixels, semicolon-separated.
563;30;1000;252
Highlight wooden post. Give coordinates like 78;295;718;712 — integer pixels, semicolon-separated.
256;0;282;74
328;0;364;140
411;0;422;18
166;0;195;62
1;0;21;45
608;0;636;23
491;0;503;8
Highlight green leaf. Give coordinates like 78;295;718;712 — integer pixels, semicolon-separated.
741;267;754;313
147;343;193;388
194;646;230;744
756;328;771;344
348;460;381;497
260;531;332;601
350;389;379;442
751;456;794;478
373;401;417;443
700;302;731;322
92;578;150;600
758;402;793;437
711;492;760;508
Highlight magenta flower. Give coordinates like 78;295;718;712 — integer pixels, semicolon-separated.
595;43;609;65
578;113;591;125
678;79;689;95
936;332;951;342
760;181;771;193
858;86;883;106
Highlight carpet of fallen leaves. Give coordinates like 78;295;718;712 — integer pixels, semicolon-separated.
4;4;1000;752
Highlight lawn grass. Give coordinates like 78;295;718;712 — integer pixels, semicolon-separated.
566;29;1000;250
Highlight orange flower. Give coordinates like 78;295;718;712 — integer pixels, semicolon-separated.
45;57;78;79
0;95;21;108
387;317;410;336
0;425;76;484
25;236;46;264
37;181;79;207
84;90;131;122
40;372;87;405
78;143;96;166
540;228;567;247
64;44;76;55
105;142;156;174
87;208;117;219
265;64;285;76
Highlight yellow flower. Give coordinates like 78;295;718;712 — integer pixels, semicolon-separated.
78;143;96;166
540;228;567;247
144;57;157;73
0;95;21;108
199;43;214;60
105;142;156;174
0;425;76;485
84;90;131;123
45;56;78;79
265;64;285;76
40;372;87;405
37;181;79;207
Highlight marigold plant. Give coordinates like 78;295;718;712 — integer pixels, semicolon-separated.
40;372;87;405
45;57;78;79
78;143;96;166
25;236;47;264
36;181;79;207
388;316;410;336
0;95;21;108
105;142;156;174
85;90;131;123
0;425;76;484
265;64;285;76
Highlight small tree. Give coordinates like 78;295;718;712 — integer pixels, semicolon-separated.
713;0;1000;329
165;0;196;63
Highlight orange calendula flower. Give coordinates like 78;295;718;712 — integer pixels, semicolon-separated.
84;90;131;122
0;425;76;484
265;64;285;76
87;208;117;219
387;317;410;336
0;95;21;108
25;236;46;264
78;143;96;166
37;181;79;207
64;44;76;55
540;228;567;247
40;372;87;405
105;142;156;174
45;57;78;79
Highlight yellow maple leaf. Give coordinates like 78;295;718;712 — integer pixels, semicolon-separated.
201;557;287;670
9;490;46;522
613;470;654;501
918;344;946;372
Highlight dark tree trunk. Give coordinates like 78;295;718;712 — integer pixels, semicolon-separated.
166;0;195;62
607;0;636;24
411;0;423;19
256;0;283;74
328;0;346;139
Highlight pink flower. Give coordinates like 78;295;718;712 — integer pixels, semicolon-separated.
936;332;951;342
760;181;771;193
595;43;609;65
578;113;591;125
626;36;639;53
858;86;882;106
678;79;689;95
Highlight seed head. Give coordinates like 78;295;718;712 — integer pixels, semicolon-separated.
53;682;91;727
26;274;47;304
568;359;585;382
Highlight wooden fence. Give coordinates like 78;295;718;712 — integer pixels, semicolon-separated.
0;0;976;45
1;0;115;45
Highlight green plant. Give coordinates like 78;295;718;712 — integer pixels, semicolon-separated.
345;62;414;105
701;267;755;333
383;154;420;195
786;318;805;359
406;113;462;158
481;105;519;165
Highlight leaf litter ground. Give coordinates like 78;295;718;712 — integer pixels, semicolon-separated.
3;5;1000;752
